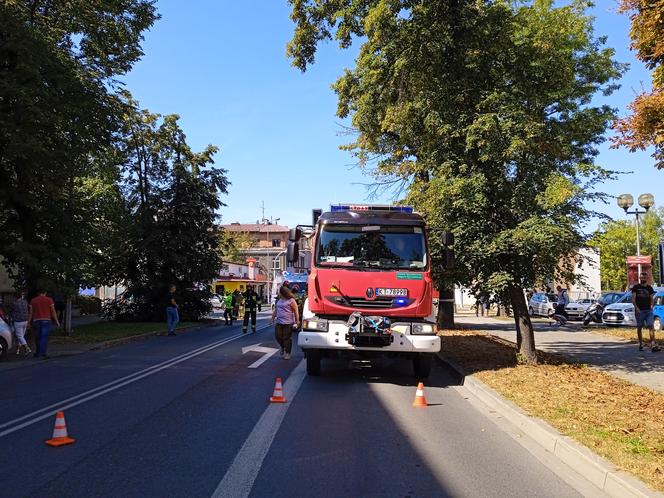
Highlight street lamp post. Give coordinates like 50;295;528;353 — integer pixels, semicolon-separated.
617;193;655;276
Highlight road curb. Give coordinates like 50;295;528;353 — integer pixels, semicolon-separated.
436;352;663;498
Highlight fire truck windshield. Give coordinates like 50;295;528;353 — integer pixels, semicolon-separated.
316;225;427;270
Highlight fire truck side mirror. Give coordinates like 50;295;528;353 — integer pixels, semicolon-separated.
442;231;454;247
288;228;302;242
444;248;455;270
287;241;299;264
312;209;322;226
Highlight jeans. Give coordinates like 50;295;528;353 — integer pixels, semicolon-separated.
636;309;654;328
13;321;28;346
33;320;52;357
166;307;179;333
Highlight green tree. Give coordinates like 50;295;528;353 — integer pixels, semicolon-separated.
0;2;157;292
590;208;664;290
104;94;229;321
219;230;255;264
288;0;623;362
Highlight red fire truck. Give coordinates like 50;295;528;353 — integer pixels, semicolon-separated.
287;204;453;377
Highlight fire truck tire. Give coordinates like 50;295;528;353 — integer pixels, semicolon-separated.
413;353;431;378
306;349;321;376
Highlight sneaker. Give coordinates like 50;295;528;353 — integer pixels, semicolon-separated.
652;346;661;353
283;353;291;360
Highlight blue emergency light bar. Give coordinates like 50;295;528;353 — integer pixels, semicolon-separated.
330;204;414;214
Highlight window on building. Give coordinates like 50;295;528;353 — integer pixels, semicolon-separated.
272;239;281;247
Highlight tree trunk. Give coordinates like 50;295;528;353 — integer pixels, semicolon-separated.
436;287;455;329
65;295;73;336
508;285;537;364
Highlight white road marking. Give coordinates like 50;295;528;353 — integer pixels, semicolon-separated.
0;322;273;438
211;359;307;498
241;343;279;368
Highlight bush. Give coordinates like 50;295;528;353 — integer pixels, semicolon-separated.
102;288;212;322
76;295;102;315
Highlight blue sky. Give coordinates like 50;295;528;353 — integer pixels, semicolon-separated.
122;0;661;232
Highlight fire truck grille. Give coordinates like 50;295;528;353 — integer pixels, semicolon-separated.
327;296;396;309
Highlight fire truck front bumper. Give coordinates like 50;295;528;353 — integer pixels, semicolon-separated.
298;319;440;353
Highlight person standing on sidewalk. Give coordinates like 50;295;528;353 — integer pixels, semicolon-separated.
28;289;60;359
165;284;179;336
10;291;31;356
631;274;659;352
271;285;300;360
242;284;259;333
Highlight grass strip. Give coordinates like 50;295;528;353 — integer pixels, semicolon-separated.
584;325;664;344
50;321;199;345
440;330;664;493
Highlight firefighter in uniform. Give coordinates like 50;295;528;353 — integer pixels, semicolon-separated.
242;284;259;333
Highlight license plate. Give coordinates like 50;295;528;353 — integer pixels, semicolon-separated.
376;288;408;297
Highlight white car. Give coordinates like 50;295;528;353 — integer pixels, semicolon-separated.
210;294;225;310
0;317;13;360
602;292;636;326
528;292;557;317
565;298;596;321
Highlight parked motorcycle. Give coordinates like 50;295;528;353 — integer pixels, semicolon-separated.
582;302;604;326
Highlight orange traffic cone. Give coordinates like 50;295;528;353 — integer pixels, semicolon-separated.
269;377;287;403
412;382;428;407
45;411;76;447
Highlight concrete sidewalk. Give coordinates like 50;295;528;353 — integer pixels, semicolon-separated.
454;315;664;394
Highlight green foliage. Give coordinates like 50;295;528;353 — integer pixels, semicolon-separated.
0;2;157;292
288;0;624;301
219;230;255;264
590;208;664;290
103;94;229;321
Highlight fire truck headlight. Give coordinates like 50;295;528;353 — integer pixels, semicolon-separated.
303;319;328;332
390;324;409;334
412;323;435;335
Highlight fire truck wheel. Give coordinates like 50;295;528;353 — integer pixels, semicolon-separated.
413;353;431;378
306;349;321;376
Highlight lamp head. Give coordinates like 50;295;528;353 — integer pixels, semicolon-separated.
638;193;655;211
617;194;634;211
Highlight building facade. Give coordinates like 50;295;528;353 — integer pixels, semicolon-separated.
219;221;313;302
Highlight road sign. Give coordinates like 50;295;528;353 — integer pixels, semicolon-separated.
242;343;279;368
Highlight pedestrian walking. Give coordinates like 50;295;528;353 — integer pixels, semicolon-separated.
631;273;659;352
165;284;179;336
28;289;60;359
10;291;31;356
223;291;235;325
242;284;259;333
271;285;300;360
551;285;570;327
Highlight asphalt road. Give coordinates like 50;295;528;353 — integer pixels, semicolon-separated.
0;313;582;498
